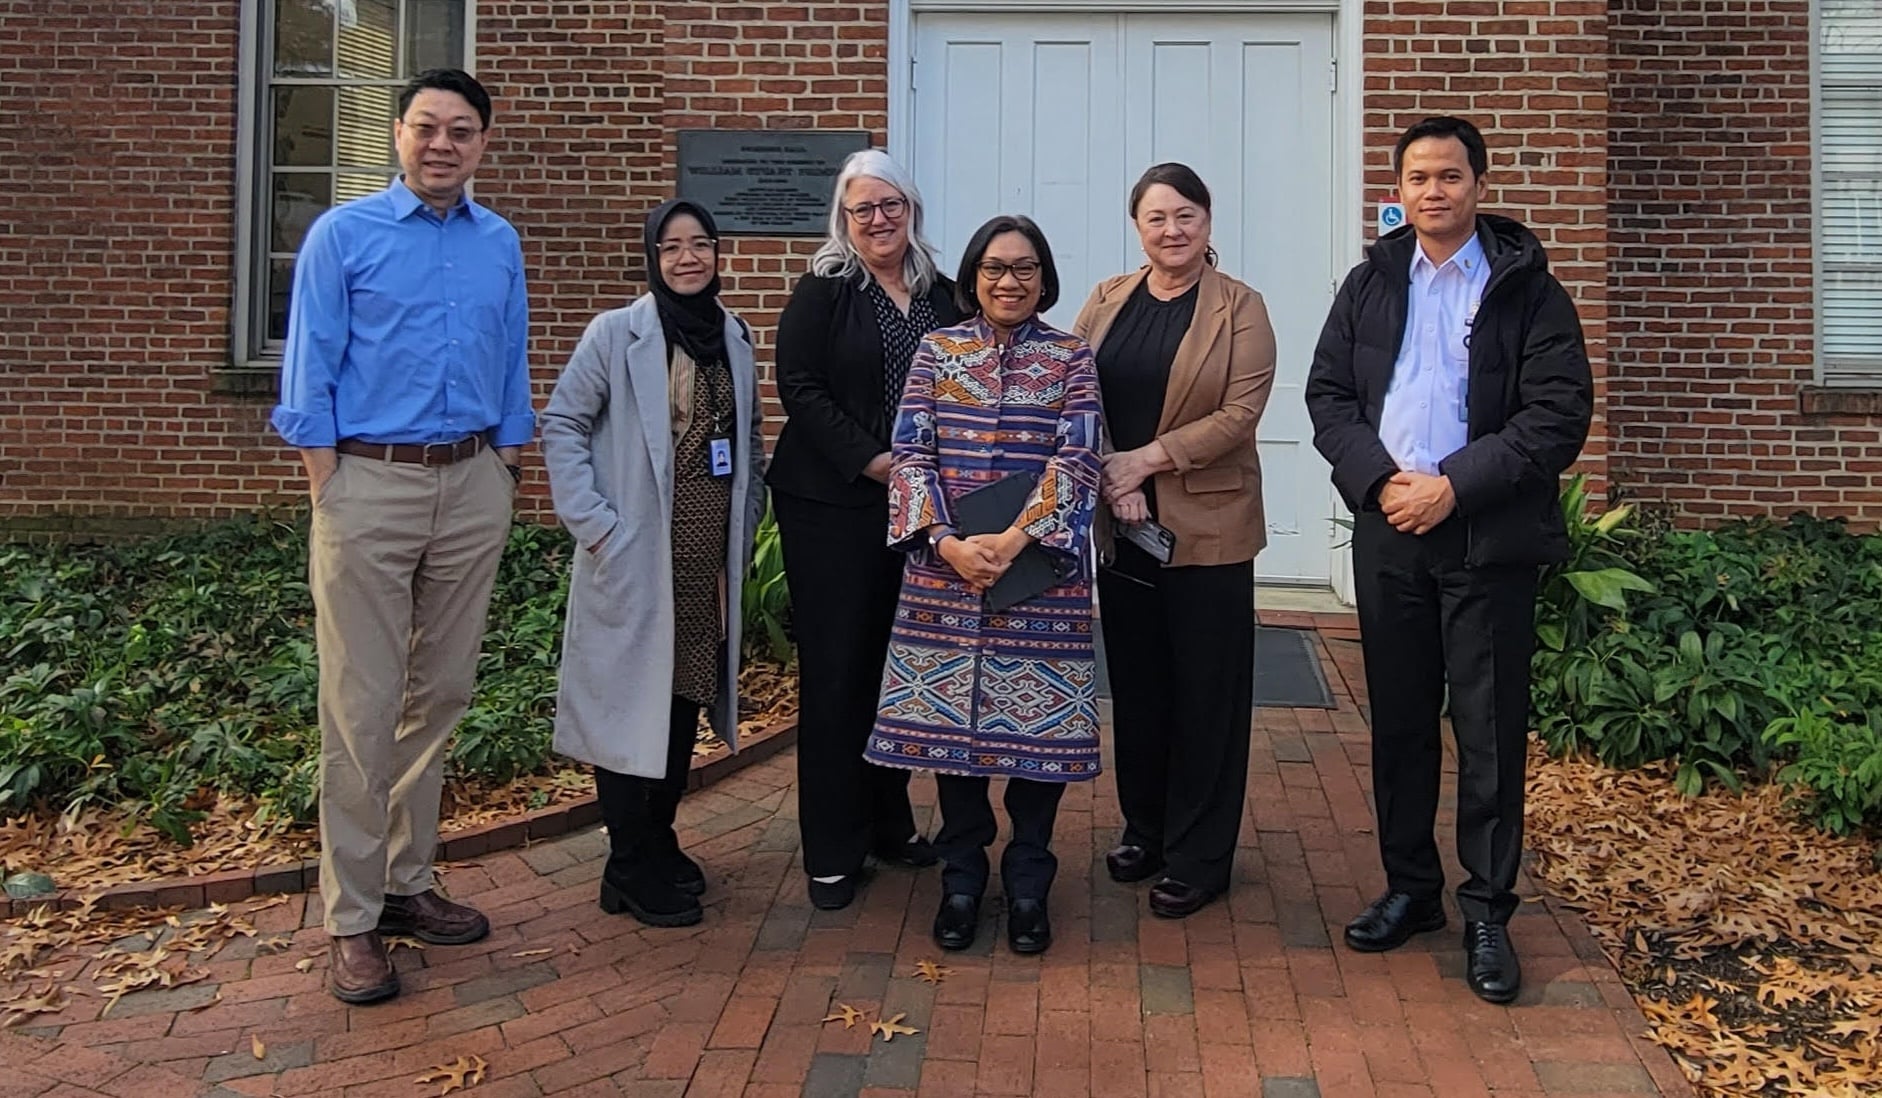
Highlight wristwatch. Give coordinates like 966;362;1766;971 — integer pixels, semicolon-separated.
928;525;957;549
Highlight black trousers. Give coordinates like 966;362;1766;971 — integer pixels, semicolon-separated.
772;490;919;878
595;695;699;880
933;775;1066;901
1352;511;1538;925
1097;558;1255;894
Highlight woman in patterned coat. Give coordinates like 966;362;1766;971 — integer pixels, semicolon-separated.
865;215;1103;956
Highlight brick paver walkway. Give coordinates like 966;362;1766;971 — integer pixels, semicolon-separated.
3;622;1691;1097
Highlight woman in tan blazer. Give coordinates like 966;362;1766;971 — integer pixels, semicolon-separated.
1072;163;1277;919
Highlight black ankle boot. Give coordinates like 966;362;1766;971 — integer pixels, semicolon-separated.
599;867;703;927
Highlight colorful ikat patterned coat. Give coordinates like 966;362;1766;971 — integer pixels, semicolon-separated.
865;315;1104;781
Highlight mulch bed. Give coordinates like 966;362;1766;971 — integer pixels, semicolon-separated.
1526;742;1882;1097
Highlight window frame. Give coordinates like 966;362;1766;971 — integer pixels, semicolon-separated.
1812;0;1882;388
230;0;476;371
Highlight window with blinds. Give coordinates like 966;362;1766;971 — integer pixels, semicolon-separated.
243;0;467;361
1821;2;1882;384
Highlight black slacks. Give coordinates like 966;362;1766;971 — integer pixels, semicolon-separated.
933;775;1067;901
1352;510;1538;925
1097;558;1255;894
772;490;919;878
595;695;699;879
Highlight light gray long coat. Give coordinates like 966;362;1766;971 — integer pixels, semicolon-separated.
542;294;766;779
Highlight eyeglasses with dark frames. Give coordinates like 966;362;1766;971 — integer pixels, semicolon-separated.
977;259;1041;283
844;197;909;224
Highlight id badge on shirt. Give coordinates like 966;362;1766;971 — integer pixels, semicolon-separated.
708;437;733;478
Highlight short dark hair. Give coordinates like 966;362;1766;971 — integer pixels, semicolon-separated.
953;215;1060;317
1128;162;1211;218
1392;116;1488;180
399;68;493;130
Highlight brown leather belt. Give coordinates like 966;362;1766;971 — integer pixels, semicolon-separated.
335;435;485;465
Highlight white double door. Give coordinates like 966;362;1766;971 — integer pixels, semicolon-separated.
910;11;1338;585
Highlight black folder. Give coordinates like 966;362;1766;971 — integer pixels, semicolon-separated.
951;473;1075;612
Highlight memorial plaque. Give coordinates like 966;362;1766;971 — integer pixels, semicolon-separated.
676;130;870;236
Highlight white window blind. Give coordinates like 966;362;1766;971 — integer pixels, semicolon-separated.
1821;1;1882;383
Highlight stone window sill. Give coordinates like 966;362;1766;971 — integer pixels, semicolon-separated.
1800;388;1882;417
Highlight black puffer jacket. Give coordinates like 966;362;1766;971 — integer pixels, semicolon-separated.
1304;214;1593;567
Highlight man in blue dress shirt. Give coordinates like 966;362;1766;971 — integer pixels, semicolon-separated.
1306;117;1592;1004
272;68;534;1005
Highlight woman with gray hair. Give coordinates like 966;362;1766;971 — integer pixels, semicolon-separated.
766;149;964;910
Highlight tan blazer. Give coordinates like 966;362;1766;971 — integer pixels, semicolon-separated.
1073;265;1277;567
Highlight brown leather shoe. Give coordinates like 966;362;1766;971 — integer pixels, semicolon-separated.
377;889;490;945
328;931;399;1004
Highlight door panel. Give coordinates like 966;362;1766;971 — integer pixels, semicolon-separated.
912;11;1336;585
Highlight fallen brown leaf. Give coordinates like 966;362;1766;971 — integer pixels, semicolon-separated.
869;1012;919;1042
414;1054;488;1095
821;1003;865;1029
913;959;951;985
250;1033;265;1059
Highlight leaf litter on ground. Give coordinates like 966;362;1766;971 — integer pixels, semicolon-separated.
1526;742;1882;1097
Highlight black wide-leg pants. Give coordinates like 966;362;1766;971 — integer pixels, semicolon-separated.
772;490;920;879
1351;511;1538;925
1097;558;1255;894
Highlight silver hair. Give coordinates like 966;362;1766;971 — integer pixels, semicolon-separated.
809;149;942;295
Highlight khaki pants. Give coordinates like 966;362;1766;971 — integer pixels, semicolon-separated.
310;447;514;936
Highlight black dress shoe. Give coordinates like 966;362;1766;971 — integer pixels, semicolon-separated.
873;836;940;869
1343;892;1446;953
1105;844;1165;884
807;875;858;911
1464;922;1521;1004
599;870;703;928
1006;898;1052;954
1147;878;1218;919
933;893;980;951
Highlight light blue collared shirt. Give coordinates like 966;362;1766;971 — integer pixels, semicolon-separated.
271;177;536;450
1379;235;1489;476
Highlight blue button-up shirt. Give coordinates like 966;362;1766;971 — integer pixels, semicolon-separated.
1379;235;1489;476
271;177;536;450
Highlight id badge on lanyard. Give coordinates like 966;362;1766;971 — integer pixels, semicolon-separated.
709;437;733;478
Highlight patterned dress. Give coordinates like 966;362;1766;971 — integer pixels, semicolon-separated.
865;316;1105;781
670;349;735;707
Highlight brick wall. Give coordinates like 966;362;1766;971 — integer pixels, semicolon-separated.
1606;0;1880;524
0;3;277;523
1363;0;1612;498
0;0;888;530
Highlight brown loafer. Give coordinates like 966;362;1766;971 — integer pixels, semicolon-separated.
377;889;490;945
328;931;399;1004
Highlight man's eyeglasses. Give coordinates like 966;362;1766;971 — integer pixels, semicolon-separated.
977;260;1041;283
658;237;719;260
402;122;484;146
845;197;908;224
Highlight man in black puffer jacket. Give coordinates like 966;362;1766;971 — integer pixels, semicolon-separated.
1305;116;1593;1004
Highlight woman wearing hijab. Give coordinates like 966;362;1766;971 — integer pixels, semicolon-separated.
542;200;767;928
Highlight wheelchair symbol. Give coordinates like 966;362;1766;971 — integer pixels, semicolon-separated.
1381;204;1405;230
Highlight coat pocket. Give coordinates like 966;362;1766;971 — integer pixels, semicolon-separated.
1181;465;1244;494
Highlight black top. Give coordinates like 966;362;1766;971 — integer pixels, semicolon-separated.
1096;278;1199;453
767;271;964;507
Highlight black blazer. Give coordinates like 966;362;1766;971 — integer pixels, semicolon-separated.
1304;214;1593;567
766;271;964;507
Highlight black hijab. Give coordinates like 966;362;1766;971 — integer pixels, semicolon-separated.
644;199;728;367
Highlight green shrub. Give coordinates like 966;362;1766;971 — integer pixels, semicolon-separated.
1532;492;1882;833
0;513;791;843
